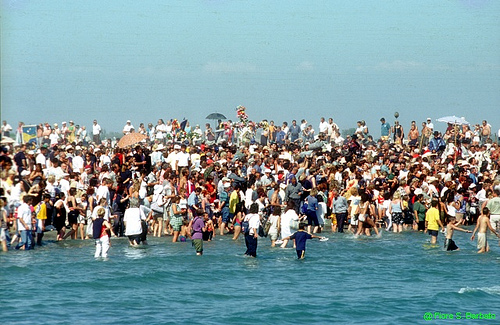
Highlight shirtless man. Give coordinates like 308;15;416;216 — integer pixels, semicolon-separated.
408;122;419;146
443;215;471;251
471;207;500;253
480;120;491;144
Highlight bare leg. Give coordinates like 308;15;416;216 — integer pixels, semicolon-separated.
232;226;241;240
172;230;180;242
220;222;226;235
79;224;85;240
280;239;289;248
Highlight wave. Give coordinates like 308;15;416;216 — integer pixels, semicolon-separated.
458;286;500;295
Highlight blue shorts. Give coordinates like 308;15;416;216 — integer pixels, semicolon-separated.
221;207;232;223
428;230;439;237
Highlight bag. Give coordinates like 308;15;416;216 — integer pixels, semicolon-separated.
290;219;299;230
241;219;250;235
151;202;163;214
258;224;267;237
264;220;272;235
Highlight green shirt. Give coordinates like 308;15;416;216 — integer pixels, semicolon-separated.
413;201;426;222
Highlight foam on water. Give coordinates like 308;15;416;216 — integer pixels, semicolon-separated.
458;285;500;295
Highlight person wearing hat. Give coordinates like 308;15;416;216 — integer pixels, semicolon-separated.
68;120;76;143
428;131;445;153
218;182;231;235
123;120;134;135
61;121;70;140
426;118;434;131
151;143;165;167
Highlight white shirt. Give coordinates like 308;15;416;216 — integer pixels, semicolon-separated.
36;153;47;167
123;124;134;134
17;202;32;231
245;213;260;236
2;123;12;133
93;123;101;135
176;151;190;167
124;208;145;236
96;185;110;205
72;155;84;172
319;121;329;134
155;124;167;139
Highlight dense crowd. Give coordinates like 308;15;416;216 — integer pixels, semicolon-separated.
1;115;500;257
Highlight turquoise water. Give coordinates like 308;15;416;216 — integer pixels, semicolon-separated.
2;229;499;324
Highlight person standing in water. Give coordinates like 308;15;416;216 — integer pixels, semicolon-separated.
281;223;323;259
443;215;471;251
189;209;206;256
425;199;444;245
471;207;500;253
93;207;112;258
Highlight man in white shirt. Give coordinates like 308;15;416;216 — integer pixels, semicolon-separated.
318;117;329;135
426;118;434;131
123;120;134;135
72;148;85;173
96;178;111;205
36;147;48;168
165;145;179;170
92;120;102;144
2;120;13;137
176;144;190;174
16;195;34;250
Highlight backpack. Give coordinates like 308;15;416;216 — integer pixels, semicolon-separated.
241;218;251;235
93;218;105;239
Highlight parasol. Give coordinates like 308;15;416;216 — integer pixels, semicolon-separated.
436;116;469;125
117;132;148;148
206;113;227;120
0;137;15;144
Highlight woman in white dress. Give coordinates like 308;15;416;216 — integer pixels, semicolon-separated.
267;206;281;247
280;201;300;248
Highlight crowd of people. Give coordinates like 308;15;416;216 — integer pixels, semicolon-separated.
1;114;500;258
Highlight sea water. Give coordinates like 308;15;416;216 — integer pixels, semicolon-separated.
1;229;499;324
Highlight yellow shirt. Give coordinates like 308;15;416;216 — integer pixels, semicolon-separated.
35;202;47;220
425;207;440;231
229;190;239;214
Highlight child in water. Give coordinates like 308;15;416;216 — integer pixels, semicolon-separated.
281;223;324;259
444;215;471;251
471;207;500;253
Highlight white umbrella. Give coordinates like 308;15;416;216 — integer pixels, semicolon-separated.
0;137;15;144
436;116;469;125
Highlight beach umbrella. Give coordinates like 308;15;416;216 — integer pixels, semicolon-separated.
117;132;148;148
206;113;226;120
0;137;15;144
436;116;469;125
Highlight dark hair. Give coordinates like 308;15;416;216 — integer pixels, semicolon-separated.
248;202;259;214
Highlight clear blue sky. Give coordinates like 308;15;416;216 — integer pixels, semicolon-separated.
2;0;499;137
